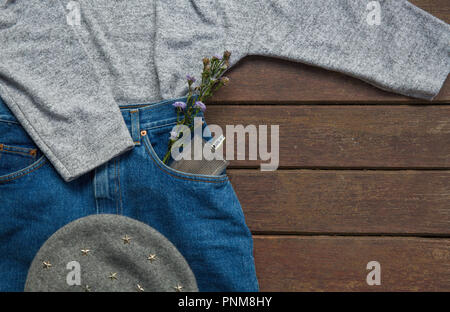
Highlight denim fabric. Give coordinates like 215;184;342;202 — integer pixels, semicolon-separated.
0;96;258;292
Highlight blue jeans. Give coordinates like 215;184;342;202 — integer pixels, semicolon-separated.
0;96;258;292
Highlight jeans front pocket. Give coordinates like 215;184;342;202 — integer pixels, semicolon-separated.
132;119;258;291
0;143;37;173
142;119;229;184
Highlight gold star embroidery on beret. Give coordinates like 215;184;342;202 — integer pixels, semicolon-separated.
122;234;131;244
42;261;52;269
147;254;157;263
137;284;144;292
174;285;183;292
81;249;90;256
109;272;118;280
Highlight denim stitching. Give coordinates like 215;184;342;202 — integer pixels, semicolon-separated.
117;157;123;215
146;121;178;131
93;167;100;214
114;158;119;215
0;118;19;124
0;143;36;156
0;85;73;179
0;156;47;183
2;145;34;152
130;109;141;146
0;149;36;158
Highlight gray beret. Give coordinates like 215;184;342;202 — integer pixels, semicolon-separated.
24;214;198;292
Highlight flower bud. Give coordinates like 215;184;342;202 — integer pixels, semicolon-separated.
223;50;231;60
203;57;210;66
220;77;230;85
223;51;231;66
194;101;206;112
186;75;196;84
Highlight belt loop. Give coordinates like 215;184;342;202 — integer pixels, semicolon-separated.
130;109;141;145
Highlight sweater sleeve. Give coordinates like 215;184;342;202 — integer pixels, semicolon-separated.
247;0;450;100
0;0;134;182
154;0;449;101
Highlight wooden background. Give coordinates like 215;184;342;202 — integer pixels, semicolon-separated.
206;0;450;292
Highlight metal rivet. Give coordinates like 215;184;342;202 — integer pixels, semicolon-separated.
140;130;147;136
147;254;157;263
0;144;3;150
29;149;37;156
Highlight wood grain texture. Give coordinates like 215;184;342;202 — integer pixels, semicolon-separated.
213;0;450;291
206;105;450;168
409;0;450;22
229;170;450;235
209;0;450;104
210;56;450;104
253;236;450;291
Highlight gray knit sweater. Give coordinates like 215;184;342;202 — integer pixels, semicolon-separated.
0;0;449;181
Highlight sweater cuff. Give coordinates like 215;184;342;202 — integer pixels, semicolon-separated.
422;50;449;101
402;2;450;100
55;122;134;182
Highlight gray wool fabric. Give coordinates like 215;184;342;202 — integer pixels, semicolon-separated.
24;214;198;292
0;0;449;181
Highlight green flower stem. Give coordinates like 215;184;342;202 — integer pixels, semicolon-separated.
162;52;231;164
162;146;172;164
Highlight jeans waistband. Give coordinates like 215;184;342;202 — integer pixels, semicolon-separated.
119;96;189;128
0;95;193;147
0;95;191;129
120;97;191;146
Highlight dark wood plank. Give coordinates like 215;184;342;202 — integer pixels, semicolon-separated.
253;236;450;291
409;0;450;21
206;105;450;168
211;56;450;104
229;170;450;235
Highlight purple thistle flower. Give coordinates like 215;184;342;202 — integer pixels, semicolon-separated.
186;75;196;83
194;101;206;112
173;101;187;110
